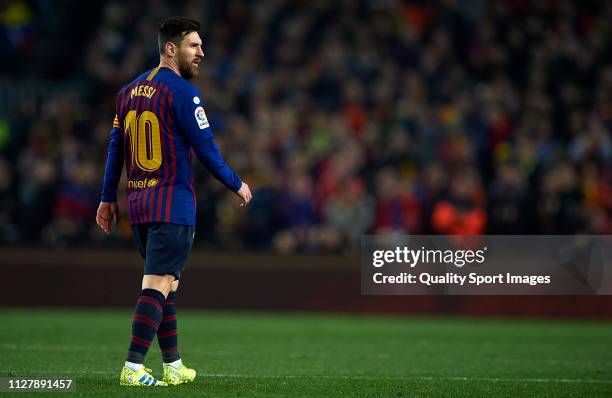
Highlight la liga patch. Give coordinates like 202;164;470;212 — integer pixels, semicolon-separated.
194;106;209;129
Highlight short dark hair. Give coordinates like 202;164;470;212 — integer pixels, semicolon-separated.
158;17;201;55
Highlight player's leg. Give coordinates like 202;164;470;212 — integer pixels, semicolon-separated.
124;274;173;366
158;280;180;367
120;223;173;386
160;281;196;385
156;224;197;385
121;274;173;386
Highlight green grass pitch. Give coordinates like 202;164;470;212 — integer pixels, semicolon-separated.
0;309;611;397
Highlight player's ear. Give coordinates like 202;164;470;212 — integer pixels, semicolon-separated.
165;41;176;57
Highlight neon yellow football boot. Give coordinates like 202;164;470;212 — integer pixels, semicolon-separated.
162;362;197;385
119;366;168;386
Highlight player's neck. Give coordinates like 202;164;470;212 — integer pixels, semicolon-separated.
159;57;181;77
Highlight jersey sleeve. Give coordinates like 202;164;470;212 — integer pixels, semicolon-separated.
174;85;242;192
100;112;124;202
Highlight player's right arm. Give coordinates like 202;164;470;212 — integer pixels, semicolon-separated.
97;114;124;234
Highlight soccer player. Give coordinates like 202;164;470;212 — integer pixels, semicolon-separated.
96;17;252;387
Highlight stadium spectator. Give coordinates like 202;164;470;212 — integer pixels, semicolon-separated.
1;0;611;250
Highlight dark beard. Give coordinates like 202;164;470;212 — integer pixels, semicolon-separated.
178;57;196;79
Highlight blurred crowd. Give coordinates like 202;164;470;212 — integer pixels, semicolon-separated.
0;0;610;252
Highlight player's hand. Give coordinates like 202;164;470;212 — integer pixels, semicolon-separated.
96;202;118;235
236;182;252;207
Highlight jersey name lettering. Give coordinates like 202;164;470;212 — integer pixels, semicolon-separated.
130;85;157;99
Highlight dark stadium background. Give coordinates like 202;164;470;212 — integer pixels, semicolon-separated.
0;1;611;397
0;0;610;313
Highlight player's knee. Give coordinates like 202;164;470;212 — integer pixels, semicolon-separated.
160;275;175;297
171;279;179;292
142;274;175;298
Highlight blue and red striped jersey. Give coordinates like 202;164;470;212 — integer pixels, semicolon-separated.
101;66;242;226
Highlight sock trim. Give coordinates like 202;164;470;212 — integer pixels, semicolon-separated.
125;361;144;371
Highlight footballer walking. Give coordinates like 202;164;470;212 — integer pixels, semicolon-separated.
96;17;252;386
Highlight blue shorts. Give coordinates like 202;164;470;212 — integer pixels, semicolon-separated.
131;222;195;279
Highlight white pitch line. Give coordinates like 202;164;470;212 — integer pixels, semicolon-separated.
5;370;612;385
206;374;612;384
1;344;609;366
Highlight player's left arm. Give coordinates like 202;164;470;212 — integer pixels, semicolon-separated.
176;88;252;206
97;114;124;234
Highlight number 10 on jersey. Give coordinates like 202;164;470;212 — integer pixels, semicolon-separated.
124;110;162;172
